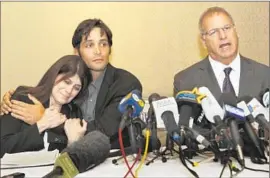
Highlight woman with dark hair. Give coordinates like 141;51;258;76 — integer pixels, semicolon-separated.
0;55;92;158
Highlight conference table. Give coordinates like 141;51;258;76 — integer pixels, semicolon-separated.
1;150;269;178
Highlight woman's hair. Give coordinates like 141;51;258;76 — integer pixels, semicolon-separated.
20;55;91;105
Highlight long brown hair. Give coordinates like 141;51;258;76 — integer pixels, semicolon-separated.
20;55;91;105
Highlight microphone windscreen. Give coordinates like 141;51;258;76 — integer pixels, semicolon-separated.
62;130;111;172
148;93;161;103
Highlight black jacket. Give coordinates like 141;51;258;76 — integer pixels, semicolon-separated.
0;86;82;158
85;64;143;148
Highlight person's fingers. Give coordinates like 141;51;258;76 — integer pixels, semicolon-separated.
11;100;29;108
28;94;42;105
11;108;27;118
11;104;26;113
1;103;12;114
3;94;13;109
11;112;26;122
61;114;67;123
8;89;15;95
82;119;88;128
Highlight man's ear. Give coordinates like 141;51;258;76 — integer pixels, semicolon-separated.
74;48;79;56
200;35;207;49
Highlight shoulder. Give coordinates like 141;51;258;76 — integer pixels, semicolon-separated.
174;58;208;81
108;64;142;90
242;56;269;71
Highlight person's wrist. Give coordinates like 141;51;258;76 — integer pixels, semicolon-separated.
37;119;49;133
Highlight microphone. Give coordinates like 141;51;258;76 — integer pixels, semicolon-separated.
118;90;145;154
260;88;269;108
175;87;206;127
221;93;245;165
184;127;211;148
118;89;145;120
237;96;258;129
221;93;245;166
237;99;264;156
161;111;183;145
42;130;110;178
198;86;224;125
147;93;161;152
152;97;182;145
247;98;269;131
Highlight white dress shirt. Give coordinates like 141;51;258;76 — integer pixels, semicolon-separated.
209;54;241;96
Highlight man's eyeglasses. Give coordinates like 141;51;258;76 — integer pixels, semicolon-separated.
202;24;235;37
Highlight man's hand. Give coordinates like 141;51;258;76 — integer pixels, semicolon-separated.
0;89;15;115
10;94;45;125
64;119;87;145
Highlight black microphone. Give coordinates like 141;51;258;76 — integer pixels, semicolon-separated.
147;93;161;152
42;130;110;178
117;90;145;154
151;96;183;145
161;110;183;146
175;88;205;128
221;93;245;165
184;126;211;148
237;98;264;156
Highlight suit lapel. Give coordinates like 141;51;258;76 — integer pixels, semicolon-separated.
95;64;115;118
238;56;253;98
199;58;222;101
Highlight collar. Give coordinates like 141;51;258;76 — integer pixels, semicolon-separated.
91;67;107;89
209;54;241;76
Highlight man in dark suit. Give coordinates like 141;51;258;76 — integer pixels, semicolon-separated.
174;7;269;161
1;19;142;148
174;6;269;129
174;6;269;103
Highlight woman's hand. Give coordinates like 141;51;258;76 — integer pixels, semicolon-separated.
37;107;66;133
64;119;87;145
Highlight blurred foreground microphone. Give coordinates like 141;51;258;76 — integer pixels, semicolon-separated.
198;86;224;125
221;93;245;165
152;97;182;145
175;87;205;127
247;98;269;131
42;131;110;178
118;89;145;129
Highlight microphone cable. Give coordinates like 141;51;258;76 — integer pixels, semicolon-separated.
135;128;150;178
0;163;54;170
118;128;141;178
244;166;269;173
174;128;200;178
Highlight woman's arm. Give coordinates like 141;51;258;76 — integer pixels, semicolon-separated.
0;114;44;157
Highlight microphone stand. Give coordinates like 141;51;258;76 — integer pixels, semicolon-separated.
112;118;145;165
146;133;180;165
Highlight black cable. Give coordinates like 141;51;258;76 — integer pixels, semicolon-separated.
244;166;269;173
219;163;227;178
177;142;199;178
228;162;233;178
0;163;54;170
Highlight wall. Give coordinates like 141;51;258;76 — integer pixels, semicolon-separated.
1;2;269;98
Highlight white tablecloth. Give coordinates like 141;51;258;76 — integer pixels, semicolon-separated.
1;152;269;178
